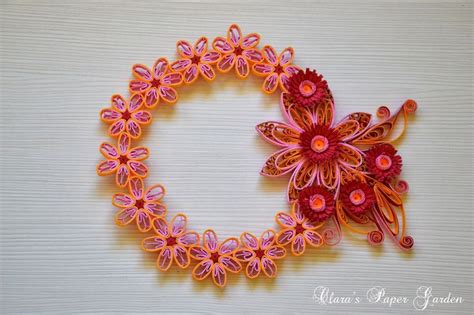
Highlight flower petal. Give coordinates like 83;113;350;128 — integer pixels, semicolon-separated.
152;217;169;237
316;99;335;127
118;132;130;155
242;49;263;62
234;249;255;262
145;184;165;201
173;245;190;268
275;147;304;171
338;143;363;168
246;258;261;279
212;263;227;287
183;64;198;84
132;64;153;81
263;73;278;93
240;232;258;250
136;210;152;232
193;259;213;280
260;230;276;249
252;63;275;76
265;246;286;259
170;214;187;237
219;237;239;255
115;164;130;187
115;207;137;226
279;47;294;66
153;58;168;79
189;246;210;260
334;119;360;141
275;212;296;228
279;73;290;92
261;257;277;278
217;53;236;73
176;40;193;58
277;228;296;246
162;72;183;86
127;146;149;160
194;36;208;56
204;229;218;252
129;80;150;93
284;65;301;75
111;94;127;112
236;56;249;78
127;161;148;177
99;143;119;159
112;193;134;208
219;256;241;273
260;149;296;177
241;33;260;49
100;109;121;122
293;160;318;190
157;246;173;271
227;24;242;46
144;88;159;108
131;111;151;124
97;159;119;176
303;230;324;248
144;202;167;217
128;176;144;199
108;119;125;137
170;58;192;72
263;45;278;65
198;63;216;81
212;37;233;54
291;234;306;256
126;120;141;139
201;51;221;64
142;236;166;252
280;93;314;130
178;232;200;246
158;86;178;103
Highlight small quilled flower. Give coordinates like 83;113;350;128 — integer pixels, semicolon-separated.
339;180;375;216
234;230;286;279
189;230;241;288
100;94;152;139
275;204;324;256
297;185;335;223
365;143;402;182
213;24;263;78
113;177;167;232
286;68;330;108
252;45;301;94
97;133;149;187
170;37;221;84
130;57;183;108
142;214;200;271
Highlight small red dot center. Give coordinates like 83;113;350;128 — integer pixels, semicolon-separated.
255;249;265;259
274;64;284;74
135;199;145;209
234;45;243;56
295;223;305;235
121;111;131;121
210;251;220;263
150;79;161;89
191;55;201;64
167;237;177;246
118;155;129;165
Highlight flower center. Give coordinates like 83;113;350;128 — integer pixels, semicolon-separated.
311;135;329;153
190;55;201;64
295;223;305;235
150;79;161;89
118;155;129;165
166;237;177;246
299;80;317;97
210;251;220;263
234;45;243;56
309;194;326;212
274;64;284;74
349;189;366;206
255;249;265;259
375;154;392;170
121;110;131;121
135;199;145;209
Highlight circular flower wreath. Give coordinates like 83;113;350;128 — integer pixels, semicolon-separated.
97;24;418;288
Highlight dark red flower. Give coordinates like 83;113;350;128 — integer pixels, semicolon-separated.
340;180;375;215
287;68;329;108
298;186;335;222
365;143;402;182
299;124;340;163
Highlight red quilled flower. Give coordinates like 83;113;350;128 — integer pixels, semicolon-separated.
365;143;402;182
286;68;330;108
297;185;335;223
339;180;375;215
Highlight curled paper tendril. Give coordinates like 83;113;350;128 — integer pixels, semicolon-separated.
97;24;418;288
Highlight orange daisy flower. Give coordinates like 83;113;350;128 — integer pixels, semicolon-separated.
252;45;301;93
97;133;149;187
112;177;167;232
213;24;263;78
142;214;200;271
234;230;286;278
170;37;221;84
130;57;183;108
189;230;241;288
99;94;152;139
275;203;324;256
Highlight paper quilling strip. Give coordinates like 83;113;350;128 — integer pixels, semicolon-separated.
97;24;418;288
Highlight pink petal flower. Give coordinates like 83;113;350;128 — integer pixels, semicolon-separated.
173;245;190;268
118;133;130;155
112;193;134;208
100;109;121;122
279;47;294;66
204;230;218;252
212;263;227;287
253;63;274;75
219;256;241;273
145;87;159;108
157;246;173;271
234;249;254;262
184;64;198;84
170;59;192;72
145;184;165;201
144;202;166;217
276;212;296;228
99;143;119;159
129;176;144;199
227;24;242;46
115;207;137;226
246;258;261;278
217;53;236;72
260;230;276;249
131;111;151;124
261;257;277;278
126;120;141;139
194;37;208;56
97;160;119;175
292;234;306;256
136;210;152;232
236;56;249;78
193;259;213;280
242;49;263;62
127;146;149;160
263;45;278;65
241;232;258;250
178;232;199;246
189;246;210;260
304;230;324;247
153;58;169;79
241;33;260;49
152;218;169;237
263;73;279;93
218;238;239;255
111;94;127;112
177;40;193;58
142;236;166;251
132;64;153;81
158;86;178;103
277;228;295;245
127;161;148;177
170;214;187;237
212;37;233;54
128;93;143;113
129;80;150;93
162;72;183;86
201;51;220;64
199;63;215;81
266;246;286;259
116;164;130;187
109;119;125;136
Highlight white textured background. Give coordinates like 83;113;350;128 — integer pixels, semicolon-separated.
1;0;472;314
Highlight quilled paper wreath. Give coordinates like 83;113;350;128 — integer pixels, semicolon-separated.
97;24;418;288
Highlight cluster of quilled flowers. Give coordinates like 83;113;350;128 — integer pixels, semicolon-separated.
97;24;418;288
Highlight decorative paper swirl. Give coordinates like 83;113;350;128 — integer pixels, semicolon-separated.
367;230;384;245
